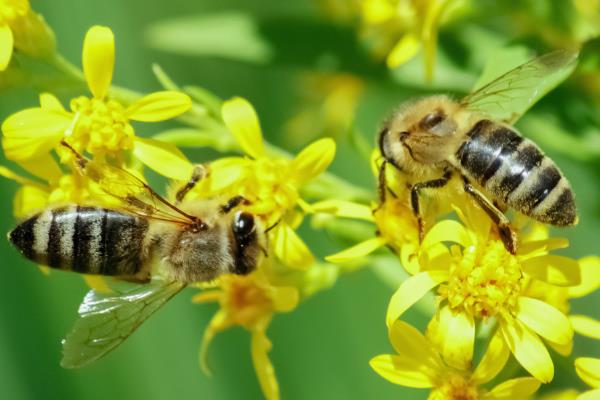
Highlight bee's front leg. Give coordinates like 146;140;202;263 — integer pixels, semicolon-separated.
175;164;208;204
410;170;453;242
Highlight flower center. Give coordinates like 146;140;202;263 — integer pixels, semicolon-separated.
69;96;134;157
221;275;273;329
0;0;29;21
374;198;419;249
430;374;481;400
438;240;522;319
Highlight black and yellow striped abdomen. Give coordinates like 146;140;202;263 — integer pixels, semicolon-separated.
8;206;149;276
455;120;577;226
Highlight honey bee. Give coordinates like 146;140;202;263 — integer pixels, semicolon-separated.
7;141;266;368
378;50;578;254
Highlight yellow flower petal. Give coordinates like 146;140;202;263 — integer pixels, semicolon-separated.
126;91;192;121
13;184;49;218
289;138;336;184
273;223;314;269
473;331;510;384
484;377;541;399
311;199;374;221
575;357;600;388
39;92;66;112
0;165;43;187
427;305;474;371
517;237;569;257
132;137;193;180
500;317;553;383
579;389;600;400
2;108;70;160
325;237;387;263
386;34;421;68
17;154;62;183
222;97;265;159
388;320;443;373
421;220;471;249
271;286;299;312
0;24;14;70
251;328;280;400
570;315;600;340
516;297;573;345
547;338;573;357
191;290;222;304
83;26;114;99
369;355;434;388
207;157;247;192
82;275;112;294
569;256;600;298
386;270;448;327
199;310;228;376
521;255;581;286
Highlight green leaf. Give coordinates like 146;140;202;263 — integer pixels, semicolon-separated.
145;12;273;64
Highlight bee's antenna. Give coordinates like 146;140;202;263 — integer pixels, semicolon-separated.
264;219;281;234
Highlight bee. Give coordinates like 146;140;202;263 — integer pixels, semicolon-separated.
378;50;578;254
7;141;266;368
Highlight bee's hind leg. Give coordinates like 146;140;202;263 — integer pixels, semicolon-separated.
175;164;209;203
462;179;518;254
410;169;453;242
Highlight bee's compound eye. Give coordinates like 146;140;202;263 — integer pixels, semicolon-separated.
420;111;445;130
233;211;255;237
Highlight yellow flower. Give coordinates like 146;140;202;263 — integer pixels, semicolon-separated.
386;205;577;383
370;319;541;399
574;358;600;400
182;97;336;269
192;271;298;400
358;0;468;80
0;0;55;70
1;25;192;179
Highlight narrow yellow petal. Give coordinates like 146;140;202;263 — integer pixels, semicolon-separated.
575;357;600;388
421;220;471;249
427;305;474;371
517;237;569;256
569;256;600;298
311;199;374;221
500;318;553;383
570;315;600;340
484;377;541;399
83;26;114;99
199;310;228;376
388;320;443;373
82;275;112;294
517;297;573;345
290;138;336;184
273;223;314;269
386;34;421;68
39;93;66;112
369;355;434;388
191;290;222;304
473;330;510;384
251;328;280;400
386;270;448;327
208;157;248;192
13;185;49;218
221;97;265;159
0;165;43;187
132;137;193;180
2;108;70;160
521;255;581;286
17;154;62;183
547;338;573;357
126;91;192;121
325;237;387;263
579;389;600;400
0;25;14;70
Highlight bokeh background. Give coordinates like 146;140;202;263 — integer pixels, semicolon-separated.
1;1;599;399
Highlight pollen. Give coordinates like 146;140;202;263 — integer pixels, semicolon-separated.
220;275;273;329
374;198;418;250
438;240;522;319
69;96;134;156
430;373;481;400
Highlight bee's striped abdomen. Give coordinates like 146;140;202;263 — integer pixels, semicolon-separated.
456;119;577;226
9;206;149;276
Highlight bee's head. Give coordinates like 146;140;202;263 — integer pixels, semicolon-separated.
230;211;263;275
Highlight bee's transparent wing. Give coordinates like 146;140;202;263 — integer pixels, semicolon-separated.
61;280;186;368
461;49;578;124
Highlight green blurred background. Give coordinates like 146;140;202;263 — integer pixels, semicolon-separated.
1;1;599;399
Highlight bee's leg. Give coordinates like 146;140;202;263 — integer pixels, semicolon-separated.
377;160;389;204
220;195;250;214
463;179;517;254
411;170;453;241
175;164;208;204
